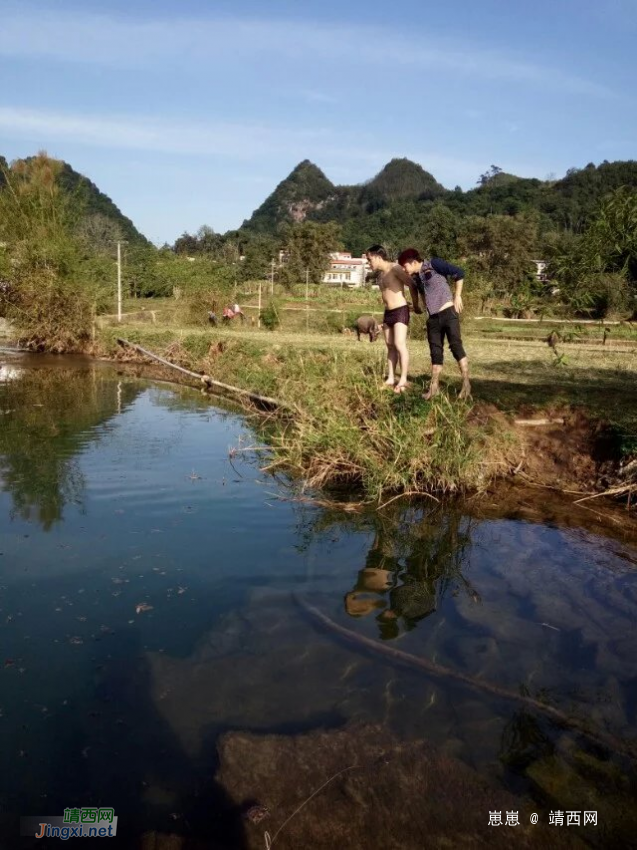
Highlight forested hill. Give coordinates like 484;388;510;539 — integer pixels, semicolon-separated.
240;157;637;251
245;159;337;233
0;154;149;246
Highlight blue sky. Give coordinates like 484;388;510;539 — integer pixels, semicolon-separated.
0;0;635;244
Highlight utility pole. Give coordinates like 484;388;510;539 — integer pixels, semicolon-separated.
258;279;262;328
116;240;128;322
117;241;122;322
270;259;276;295
305;267;310;333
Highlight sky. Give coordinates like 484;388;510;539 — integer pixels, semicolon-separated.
0;0;635;244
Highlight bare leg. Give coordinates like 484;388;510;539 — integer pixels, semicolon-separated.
392;322;409;391
424;365;443;400
383;325;397;385
457;357;471;399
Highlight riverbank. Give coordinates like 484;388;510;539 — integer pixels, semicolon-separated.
86;322;637;508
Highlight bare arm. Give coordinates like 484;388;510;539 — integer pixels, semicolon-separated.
407;278;423;313
395;266;423;313
454;279;464;313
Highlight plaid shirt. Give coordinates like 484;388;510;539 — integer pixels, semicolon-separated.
418;258;464;315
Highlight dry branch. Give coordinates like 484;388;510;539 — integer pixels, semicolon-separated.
116;337;289;412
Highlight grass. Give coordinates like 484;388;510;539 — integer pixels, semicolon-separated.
97;310;637;502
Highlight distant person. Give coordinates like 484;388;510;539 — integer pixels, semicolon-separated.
398;249;471;400
207;310;217;327
232;302;245;323
365;245;421;393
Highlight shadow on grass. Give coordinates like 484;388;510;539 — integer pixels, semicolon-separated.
389;360;637;436
468;360;637;427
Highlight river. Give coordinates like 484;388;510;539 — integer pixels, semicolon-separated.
1;353;636;849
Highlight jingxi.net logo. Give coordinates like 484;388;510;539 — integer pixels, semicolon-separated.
21;808;118;839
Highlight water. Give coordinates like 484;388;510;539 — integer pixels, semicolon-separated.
1;355;636;848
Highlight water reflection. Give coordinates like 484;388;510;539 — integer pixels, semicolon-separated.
301;503;480;640
0;365;141;529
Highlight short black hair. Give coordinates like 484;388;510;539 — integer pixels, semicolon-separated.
366;244;388;260
397;248;422;266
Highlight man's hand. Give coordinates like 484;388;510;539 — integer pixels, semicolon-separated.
454;295;463;314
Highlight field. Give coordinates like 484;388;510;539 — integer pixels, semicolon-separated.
96;287;637;505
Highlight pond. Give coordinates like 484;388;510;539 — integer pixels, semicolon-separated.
1;354;636;849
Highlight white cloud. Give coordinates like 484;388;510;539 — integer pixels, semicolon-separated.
0;104;494;189
0;6;618;100
300;90;339;105
0;106;331;159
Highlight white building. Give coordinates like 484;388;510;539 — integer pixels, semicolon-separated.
322;252;369;287
533;260;549;282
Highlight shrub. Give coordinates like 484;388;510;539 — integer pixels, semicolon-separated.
260;299;281;330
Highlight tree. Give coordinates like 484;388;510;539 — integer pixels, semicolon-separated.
0;152;110;350
420;204;460;259
477;165;503;186
278;221;342;289
459;214;539;304
547;187;637;317
239;235;278;282
173;231;199;255
76;213;123;255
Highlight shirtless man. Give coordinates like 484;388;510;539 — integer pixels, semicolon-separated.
398;248;471;400
365;245;421;393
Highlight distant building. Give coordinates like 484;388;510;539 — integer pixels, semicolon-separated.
533;260;549;282
322;253;369;287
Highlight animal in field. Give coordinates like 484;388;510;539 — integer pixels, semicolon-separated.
546;330;560;352
222;306;245;324
355;314;383;342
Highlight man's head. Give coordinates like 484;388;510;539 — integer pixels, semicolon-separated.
397;248;423;276
366;244;389;272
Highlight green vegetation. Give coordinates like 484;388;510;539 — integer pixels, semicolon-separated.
99;314;637;502
1;150;635;501
243;159;336;234
278;220;342;289
0;154;111;350
178;156;637;322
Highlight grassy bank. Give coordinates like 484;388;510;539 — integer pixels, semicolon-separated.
96;319;637;503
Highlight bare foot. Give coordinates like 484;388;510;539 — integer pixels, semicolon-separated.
394;383;407;394
423;384;440;400
459;381;472;400
384;378;397;387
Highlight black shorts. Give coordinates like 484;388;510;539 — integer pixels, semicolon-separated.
383;304;410;327
426;306;466;365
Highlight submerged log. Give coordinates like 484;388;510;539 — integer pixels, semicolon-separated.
116;337;288;412
295;593;637;761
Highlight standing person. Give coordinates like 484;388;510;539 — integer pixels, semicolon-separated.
365;245;421;393
398;249;471;400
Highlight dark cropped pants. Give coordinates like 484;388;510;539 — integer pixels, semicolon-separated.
426;306;466;366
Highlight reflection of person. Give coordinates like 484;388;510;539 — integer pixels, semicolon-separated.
344;567;393;618
398;248;471;400
342;511;476;640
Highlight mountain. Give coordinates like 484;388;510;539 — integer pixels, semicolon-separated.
243;159;336;232
0;154;149;246
362;158;446;204
57;161;150;245
238;157;637;252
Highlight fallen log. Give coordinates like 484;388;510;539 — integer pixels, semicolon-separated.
116;337;289;412
295;593;637;761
